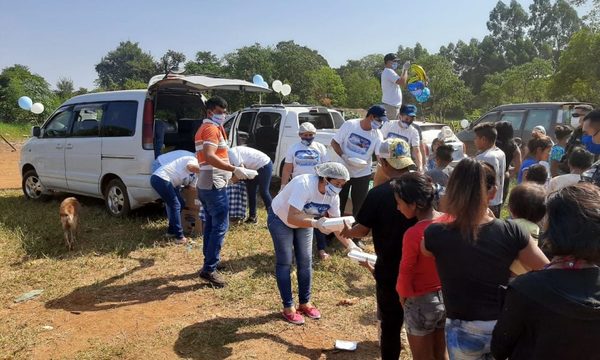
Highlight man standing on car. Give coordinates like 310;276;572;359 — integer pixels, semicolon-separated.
195;96;254;287
380;53;409;121
331;105;385;235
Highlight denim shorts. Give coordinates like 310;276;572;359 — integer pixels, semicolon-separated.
445;318;496;360
404;290;446;336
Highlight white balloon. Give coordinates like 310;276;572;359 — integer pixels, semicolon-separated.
31;103;45;114
281;84;291;96
460;119;470;129
272;80;283;93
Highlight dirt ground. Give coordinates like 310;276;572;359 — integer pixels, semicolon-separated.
0;142;21;189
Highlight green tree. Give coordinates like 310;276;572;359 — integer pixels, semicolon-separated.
157;50;186;73
95;41;158;90
341;69;381;109
55;77;74;102
549;29;600;103
530;0;581;63
338;53;384;80
487;1;537;67
0;64;59;123
478;58;554;109
185;51;226;76
305;66;347;106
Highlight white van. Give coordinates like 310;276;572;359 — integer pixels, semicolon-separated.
19;75;269;216
224;104;345;177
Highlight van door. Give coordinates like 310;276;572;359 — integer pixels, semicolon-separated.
499;111;526;139
522;109;555;143
65;103;103;195
34;107;73;190
253;111;282;161
234;111;258;147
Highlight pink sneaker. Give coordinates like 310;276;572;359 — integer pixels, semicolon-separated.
298;306;321;320
282;310;305;325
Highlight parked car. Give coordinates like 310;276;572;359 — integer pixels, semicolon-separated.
20;74;270;216
224;104;345;177
413;120;466;164
457;102;593;156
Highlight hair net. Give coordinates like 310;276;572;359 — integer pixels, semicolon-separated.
315;162;350;181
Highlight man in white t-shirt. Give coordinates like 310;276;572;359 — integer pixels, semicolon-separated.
227;146;273;223
473;123;506;218
380;53;409;120
152;150;195;172
549;147;593;193
380;104;423;169
331;105;385;220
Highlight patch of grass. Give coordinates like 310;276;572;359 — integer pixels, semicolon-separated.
0;122;31;142
0;190;385;359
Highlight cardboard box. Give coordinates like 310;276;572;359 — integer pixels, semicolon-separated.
181;208;203;237
181;186;200;210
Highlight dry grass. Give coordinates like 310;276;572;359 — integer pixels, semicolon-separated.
0;189;408;359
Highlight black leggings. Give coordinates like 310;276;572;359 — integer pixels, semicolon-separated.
376;278;404;360
338;174;371;217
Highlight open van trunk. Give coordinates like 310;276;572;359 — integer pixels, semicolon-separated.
145;74;271;155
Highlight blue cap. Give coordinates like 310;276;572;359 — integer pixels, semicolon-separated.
367;105;389;123
400;104;418;117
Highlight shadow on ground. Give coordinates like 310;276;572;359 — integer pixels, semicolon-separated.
44;257;210;312
174;313;380;359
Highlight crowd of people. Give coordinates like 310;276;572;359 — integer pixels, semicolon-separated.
147;53;600;359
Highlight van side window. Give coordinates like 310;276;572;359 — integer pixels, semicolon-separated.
43;108;73;138
71;104;103;137
101;101;137;137
238;112;257;134
500;111;524;131
299;113;334;129
524;109;554;132
477;112;498;125
331;112;345;128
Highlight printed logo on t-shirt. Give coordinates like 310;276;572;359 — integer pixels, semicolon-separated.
346;133;372;155
294;149;320;167
303;202;331;217
386;132;409;143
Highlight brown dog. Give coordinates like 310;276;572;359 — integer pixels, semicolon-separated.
59;197;80;250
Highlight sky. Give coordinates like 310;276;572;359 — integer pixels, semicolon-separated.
0;0;586;90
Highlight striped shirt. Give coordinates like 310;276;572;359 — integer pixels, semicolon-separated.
194;119;232;189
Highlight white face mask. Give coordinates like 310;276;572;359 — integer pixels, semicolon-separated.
325;181;343;197
571;116;581;128
211;113;225;125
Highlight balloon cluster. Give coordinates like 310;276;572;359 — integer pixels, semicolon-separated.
252;74;269;89
406;64;431;103
271;80;291;96
18;96;44;114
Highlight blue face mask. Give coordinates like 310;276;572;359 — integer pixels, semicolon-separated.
211;113;226;125
391;62;398;70
371;120;382;130
325;181;343;197
301;137;314;146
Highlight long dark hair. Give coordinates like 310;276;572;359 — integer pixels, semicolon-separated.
392;172;436;211
444;158;493;241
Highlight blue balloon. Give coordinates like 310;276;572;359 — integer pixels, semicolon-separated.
253;74;264;85
261;80;269;88
18;96;32;110
410;89;423;97
407;81;424;92
416;87;431;103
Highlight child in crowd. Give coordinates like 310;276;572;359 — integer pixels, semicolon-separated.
394;172;448;360
517;133;553;183
507;184;547;275
426;144;454;187
426;138;444;171
550;125;573;177
524;164;548;188
549;147;594;193
473;123;506;218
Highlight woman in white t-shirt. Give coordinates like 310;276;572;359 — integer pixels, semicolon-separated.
280;122;330;259
151;156;200;244
268;162;357;325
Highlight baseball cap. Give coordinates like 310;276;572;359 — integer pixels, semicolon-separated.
384;53;398;63
298;122;317;134
400;104;418;117
378;138;415;170
367;105;389;123
574;104;593;112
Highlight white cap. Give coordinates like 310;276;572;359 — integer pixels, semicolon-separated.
299;122;317;134
533;125;546;135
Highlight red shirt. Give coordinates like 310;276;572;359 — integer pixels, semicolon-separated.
396;217;445;298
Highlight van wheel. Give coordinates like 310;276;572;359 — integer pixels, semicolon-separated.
104;179;130;217
22;170;50;201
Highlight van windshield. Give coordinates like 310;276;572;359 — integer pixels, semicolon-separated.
298;113;334;130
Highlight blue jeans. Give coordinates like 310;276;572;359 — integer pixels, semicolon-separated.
150;175;184;239
246;162;273;218
314;229;328;251
151;159;161;173
267;208;313;308
154;120;166;159
445;318;496;360
198;187;229;273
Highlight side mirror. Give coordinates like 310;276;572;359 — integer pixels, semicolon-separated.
31;126;41;137
460;119;470;129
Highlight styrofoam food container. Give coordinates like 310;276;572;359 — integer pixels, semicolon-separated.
347;157;368;167
348;249;377;265
321;216;355;232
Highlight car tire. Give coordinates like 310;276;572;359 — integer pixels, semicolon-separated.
22;169;50;201
104;178;130;217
